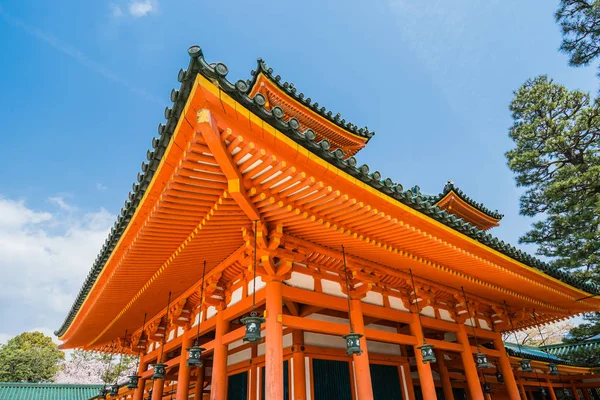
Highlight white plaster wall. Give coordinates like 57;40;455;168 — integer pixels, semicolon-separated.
284;272;314;291
228;339;245;351
248;277;265;295
421;306;435;318
177;327;184;337
307;313;349;325
227;348;251;366
304;332;347;350
478;319;491;330
191;311;202;327
283;333;293;348
366;340;401;356
321;279;346;298
362;291;384;306
228;287;243;308
206;306;217;320
388;296;410;312
438;309;454;322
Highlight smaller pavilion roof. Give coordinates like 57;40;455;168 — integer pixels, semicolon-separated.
0;383;104;400
426;181;503;230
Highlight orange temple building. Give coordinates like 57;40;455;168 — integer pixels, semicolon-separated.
56;45;600;400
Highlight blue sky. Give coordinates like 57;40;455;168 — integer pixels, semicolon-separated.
0;0;597;343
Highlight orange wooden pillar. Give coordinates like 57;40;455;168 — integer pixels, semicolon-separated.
435;350;454;400
546;379;558;400
493;334;520;400
409;314;436;400
176;333;194;400
456;323;484;400
265;279;284;400
194;366;205;400
151;377;165;400
349;299;374;400
211;307;229;400
292;330;307;400
582;387;593;400
133;356;148;400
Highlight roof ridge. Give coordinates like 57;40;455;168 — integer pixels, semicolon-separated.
54;44;600;339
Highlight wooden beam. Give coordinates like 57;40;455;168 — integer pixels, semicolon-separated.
195;109;261;220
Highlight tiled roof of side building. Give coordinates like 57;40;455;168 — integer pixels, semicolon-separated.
0;383;105;400
503;342;575;366
55;44;600;338
541;337;600;359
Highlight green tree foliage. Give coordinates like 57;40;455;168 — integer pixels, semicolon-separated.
0;332;65;382
507;75;600;275
556;1;600;69
507;75;600;366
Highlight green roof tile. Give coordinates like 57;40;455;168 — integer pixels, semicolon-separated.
0;383;104;400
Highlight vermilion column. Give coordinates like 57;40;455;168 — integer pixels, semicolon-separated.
292;330;307;400
133;357;147;400
176;333;194;400
492;334;520;400
582;387;592;400
409;313;436;400
194;366;205;400
546;379;558;400
435;350;454;400
265;279;284;400
518;380;527;399
456;323;484;400
151;377;165;400
349;299;374;400
211;307;229;400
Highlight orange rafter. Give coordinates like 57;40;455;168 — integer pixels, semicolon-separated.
435;191;500;231
195;109;260;221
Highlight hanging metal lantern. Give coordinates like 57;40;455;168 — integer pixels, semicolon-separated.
97;388;107;399
539;386;548;396
496;370;505;383
151;362;167;380
417;342;436;363
241;311;265;343
548;362;559;375
483;382;492;394
127;375;140;389
475;351;491;369
109;384;119;396
520;358;533;372
186;344;205;367
343;332;363;356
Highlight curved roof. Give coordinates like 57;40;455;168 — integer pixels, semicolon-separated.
55;45;600;340
248;58;374;141
432;181;504;220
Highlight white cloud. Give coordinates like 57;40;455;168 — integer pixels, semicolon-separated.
129;0;156;18
48;196;74;212
0;196;114;341
96;183;108;191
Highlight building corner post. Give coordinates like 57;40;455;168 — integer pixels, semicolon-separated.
265;278;284;400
